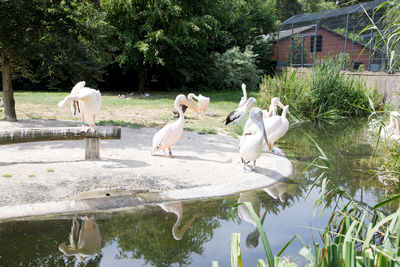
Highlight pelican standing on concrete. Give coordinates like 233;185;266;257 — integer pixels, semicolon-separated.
58;81;101;131
238;83;248;107
159;201;196;240
242;97;285;135
193;94;210;116
240;108;268;171
265;105;290;152
152;94;198;157
224;97;256;125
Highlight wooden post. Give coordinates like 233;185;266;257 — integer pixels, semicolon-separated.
85;137;100;160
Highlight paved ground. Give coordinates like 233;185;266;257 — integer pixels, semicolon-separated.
0;119;293;219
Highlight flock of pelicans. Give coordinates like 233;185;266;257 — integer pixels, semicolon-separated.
58;81;291;171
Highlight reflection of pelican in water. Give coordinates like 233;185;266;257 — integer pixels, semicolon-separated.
59;216;101;261
238;192;267;249
159;201;196;240
262;182;287;202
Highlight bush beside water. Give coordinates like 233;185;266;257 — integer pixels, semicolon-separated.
259;60;384;121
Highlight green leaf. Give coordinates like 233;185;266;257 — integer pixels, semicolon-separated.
231;233;243;267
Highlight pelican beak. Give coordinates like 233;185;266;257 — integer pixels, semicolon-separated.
182;99;198;114
261;117;268;144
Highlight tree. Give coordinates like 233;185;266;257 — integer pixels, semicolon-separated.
298;0;335;13
0;0;107;121
276;0;303;22
102;0;276;91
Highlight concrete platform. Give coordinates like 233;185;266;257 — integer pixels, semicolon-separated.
0;119;293;220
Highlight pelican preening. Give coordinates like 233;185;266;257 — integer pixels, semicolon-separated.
224;97;256;125
152;94;198;157
240;108;268;171
173;93;210;118
58;81;101;132
193;94;210;116
243;97;285;135
239;83;248;107
159;201;196;240
59;216;101;262
264;105;290;152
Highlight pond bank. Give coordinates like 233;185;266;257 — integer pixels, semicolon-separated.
0;119;293;220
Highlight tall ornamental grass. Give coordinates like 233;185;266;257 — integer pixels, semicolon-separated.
259;60;384;121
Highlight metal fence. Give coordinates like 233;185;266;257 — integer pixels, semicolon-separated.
275;0;389;71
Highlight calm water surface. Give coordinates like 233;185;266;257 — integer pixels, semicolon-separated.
0;119;396;266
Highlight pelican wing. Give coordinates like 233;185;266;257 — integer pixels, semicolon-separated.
152;124;174;151
71;81;86;94
224;109;242;125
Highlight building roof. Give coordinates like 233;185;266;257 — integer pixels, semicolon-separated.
280;0;385;26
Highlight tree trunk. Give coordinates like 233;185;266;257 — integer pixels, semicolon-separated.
137;60;145;92
1;50;17;121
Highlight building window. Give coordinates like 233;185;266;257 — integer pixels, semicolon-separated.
310;35;322;52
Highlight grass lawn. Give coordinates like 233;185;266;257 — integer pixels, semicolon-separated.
1;90;259;136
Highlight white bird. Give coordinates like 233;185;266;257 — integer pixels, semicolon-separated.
58;216;101;262
193;94;210;116
58;81;101;132
224;97;256;125
159;201;196;240
239;83;248;107
381;111;400;141
172;93;196;118
242;97;285;136
264;105;290;152
152;94;198;157
240;108;268;171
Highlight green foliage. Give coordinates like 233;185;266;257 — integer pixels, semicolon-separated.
212;46;262;91
259;59;385;121
0;0;108;89
361;0;400;73
298;0;335;13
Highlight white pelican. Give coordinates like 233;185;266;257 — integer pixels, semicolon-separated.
381;111;400;141
242;97;285;135
238;83;247;107
224;97;256;125
59;216;101;262
172;93;196;118
159;201;196;240
240;108;268;171
58;81;101;131
264;105;290;152
152;94;198;157
193;94;210;116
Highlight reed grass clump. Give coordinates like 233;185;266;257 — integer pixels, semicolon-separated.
259;59;384;121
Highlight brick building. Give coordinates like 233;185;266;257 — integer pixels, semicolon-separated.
269;0;386;71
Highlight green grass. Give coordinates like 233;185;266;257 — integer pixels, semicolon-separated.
5;90;258;136
47;168;54;173
2;174;12;178
28;174;35;178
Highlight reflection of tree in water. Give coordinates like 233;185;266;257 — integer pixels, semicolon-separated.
0;219;102;266
99;198;234;267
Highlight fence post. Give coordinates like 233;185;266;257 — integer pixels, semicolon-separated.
313;23;318;66
368;9;376;71
343;14;349;70
301;37;305;67
290;23;294;65
276;25;280;65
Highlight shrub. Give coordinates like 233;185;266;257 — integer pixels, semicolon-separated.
212;46;262;91
259;59;384;121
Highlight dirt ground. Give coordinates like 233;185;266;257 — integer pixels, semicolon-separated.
0;119;293;212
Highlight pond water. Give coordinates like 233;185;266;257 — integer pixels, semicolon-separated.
0;119;397;266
